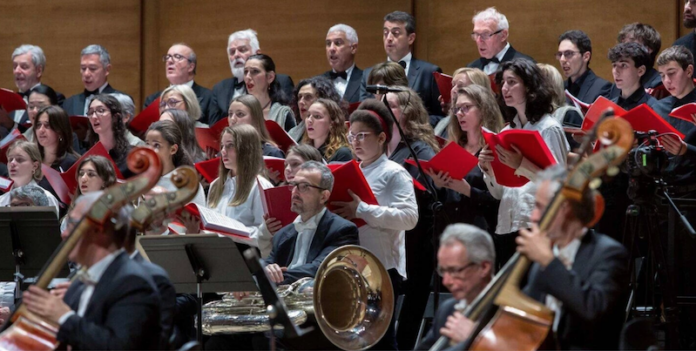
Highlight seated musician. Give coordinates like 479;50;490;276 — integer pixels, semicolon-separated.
22;192;163;350
416;223;494;350
263;161;359;285
451;166;630;350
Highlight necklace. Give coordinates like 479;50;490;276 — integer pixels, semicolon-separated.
261;99;272;110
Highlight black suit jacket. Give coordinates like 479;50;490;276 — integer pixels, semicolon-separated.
523;230;629;350
211;74;294;118
62;83;121;116
264;210;359;284
59;251;162;350
132;251;176;350
564;69;612;105
144;81;222;125
360;58;443;116
415;298;458;350
321;66;364;103
466;45;535;70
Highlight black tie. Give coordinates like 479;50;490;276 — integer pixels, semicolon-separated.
234;78;245;89
398;60;407;69
481;57;500;66
329;71;348;80
18;91;29;99
84;89;99;97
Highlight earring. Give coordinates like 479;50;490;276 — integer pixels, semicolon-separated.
59;137;63;142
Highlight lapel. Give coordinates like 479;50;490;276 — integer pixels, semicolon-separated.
407;59;421;90
226;78;239;109
83;252;126;317
191;82;205;106
64;280;86;311
306;210;331;261
344;67;362;102
279;226;299;266
571;230;596;280
501;46;518;62
525;263;546;301
578;70;596;101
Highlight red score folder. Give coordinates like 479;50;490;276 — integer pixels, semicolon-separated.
194;157;220;183
669;103;696;125
258;181;296;227
481;128;557;187
405;142;478;180
128;97;160;134
563;96;627;135
327;160;378;227
0;88;27;113
60;142;123;195
0;129;26;164
41;164;72;204
348;102;361;114
433;72;453;104
195;118;228;152
435;135;447;149
621;104;685;139
265;120;297;154
69;115;90;132
264;156;286;182
564;90;591;116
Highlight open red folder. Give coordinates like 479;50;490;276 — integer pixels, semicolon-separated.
669;103;696;125
405;142;478;180
60;142;123;195
435;135;447;149
621;104;685;139
0;129;26;164
0;176;13;193
563;96;627;134
264;156;286;182
265;120;297;154
128;97;160;134
69;115;90;132
0;88;26;113
195;118;228;152
348;102;361;115
564;90;591;116
433;72;453;104
327;160;378;227
194;157;220;183
41;164;72;204
259;181;296;227
481;128;557;187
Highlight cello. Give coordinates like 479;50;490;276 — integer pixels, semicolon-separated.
0;147;163;351
430;112;635;351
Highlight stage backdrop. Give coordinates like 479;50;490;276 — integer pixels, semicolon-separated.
0;0;685;112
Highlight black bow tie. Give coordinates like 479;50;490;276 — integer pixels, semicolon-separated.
18;91;29;99
84;89;99;97
329;71;348;80
481;57;500;66
234;79;246;89
398;60;407;69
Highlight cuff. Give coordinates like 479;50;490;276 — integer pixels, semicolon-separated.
356;201;368;218
58;310;75;326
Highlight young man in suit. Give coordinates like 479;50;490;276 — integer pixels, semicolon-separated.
674;0;696;77
415;224;494;350
360;11;443;117
211;29;295;118
143;43;221;125
22;192;162;350
466;7;534;75
62;45;124;116
558;30;612;105
321;24;363;104
264;161;359;285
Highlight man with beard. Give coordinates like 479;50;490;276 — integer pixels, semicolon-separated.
675;0;696;77
212;29;295;118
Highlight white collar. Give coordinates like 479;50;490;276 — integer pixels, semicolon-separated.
388;52;412;65
171;80;195;89
360;153;388;171
553;228;587;269
95;81;109;93
86;249;124;284
494;43;511;62
334;64;355;76
294;207;327;228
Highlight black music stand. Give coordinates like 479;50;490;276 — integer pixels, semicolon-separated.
0;207;66;303
137;234;260;345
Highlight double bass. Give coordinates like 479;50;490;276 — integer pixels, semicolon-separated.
430;112;634;351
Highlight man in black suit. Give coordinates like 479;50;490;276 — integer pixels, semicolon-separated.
62;45;124;116
415;224;494;350
211;29;295;118
360;11;443;117
23;192;162;350
558;30;612;105
264;161;359;284
144;43;221;125
653;45;696;135
321;24;363;104
675;0;696;77
466;7;535;75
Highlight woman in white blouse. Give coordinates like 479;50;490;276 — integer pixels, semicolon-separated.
478;59;570;269
0;141;60;214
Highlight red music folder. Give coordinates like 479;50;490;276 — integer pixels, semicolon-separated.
129;97;160;134
433;72;453;104
194;157;220;183
264;156;286;182
0;176;13;193
0;129;26;164
348;102;361;114
481;128;557;187
435;135;447;149
265;120;297;154
195;118;228;152
405;142;478;180
41;164;72;204
488;74;499;95
327;160;378;227
60;142;124;195
258;181;296;227
0;88;26;113
669;103;696;124
564;90;591;116
621;104;685;139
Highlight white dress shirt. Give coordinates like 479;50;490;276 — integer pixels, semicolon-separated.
356;154;418;279
288;207;327;269
0;179;61;216
483;43;510;75
388;52;413;76
332;64;355;98
208;175;275;257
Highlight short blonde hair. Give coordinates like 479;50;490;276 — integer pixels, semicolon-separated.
161;84;202;121
8;141;43;181
536;63;566;109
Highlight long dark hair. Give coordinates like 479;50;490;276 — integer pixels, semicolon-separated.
247;54;289;105
34;105;79;166
160;109;206;163
495;59;554;127
146;120;193;167
29;85;59;105
87;94;131;162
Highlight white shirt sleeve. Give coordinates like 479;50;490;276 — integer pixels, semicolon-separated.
356;170;418;231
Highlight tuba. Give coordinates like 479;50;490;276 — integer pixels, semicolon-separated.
202;245;394;351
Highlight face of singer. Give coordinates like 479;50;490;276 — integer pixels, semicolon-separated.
284;151;307;182
297;84;318;121
13;52;42;93
291;169;329;216
228;38;256;80
473;19;508;59
146;130;177;170
455;94;481;135
326;30;356;73
437;241;490;301
27;92;51;125
165;44;195;85
558;40;589;81
349;121;386;164
658;60;695;99
306;102;331;144
35;113;59;150
7;147;38;187
88;99;113;137
227;101;253;127
244;58;275;97
383;21;415;62
386;93;404;126
500;70;526;110
78;161;105;195
612;57;645;92
80;54;110;92
220;132;237;172
159;91;187;115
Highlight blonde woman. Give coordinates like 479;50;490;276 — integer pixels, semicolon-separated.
227;94;284;158
301;99;352;162
159;84;203;124
0;141;60;213
435;67;492;137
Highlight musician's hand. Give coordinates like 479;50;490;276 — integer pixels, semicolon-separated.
50;281;72;300
23;286;72;324
517;223;554;268
265;264;287;284
496;144;523;169
331;190;361;220
440;312;475;344
662;135;687;156
0;307;9;325
264;214;283;236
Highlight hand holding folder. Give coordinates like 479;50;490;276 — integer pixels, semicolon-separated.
327;160;378;227
433;72;453;104
405;142;478;180
128;97;160;134
562;96;626;134
259;182;296;228
669;103;696;125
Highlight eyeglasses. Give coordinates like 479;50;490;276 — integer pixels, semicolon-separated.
159;99;183;109
288;181;327;193
453;103;476;115
555;50;581;60
471;29;503;41
347;132;373;143
162;53;191;62
86;108;109;117
436;262;477;277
